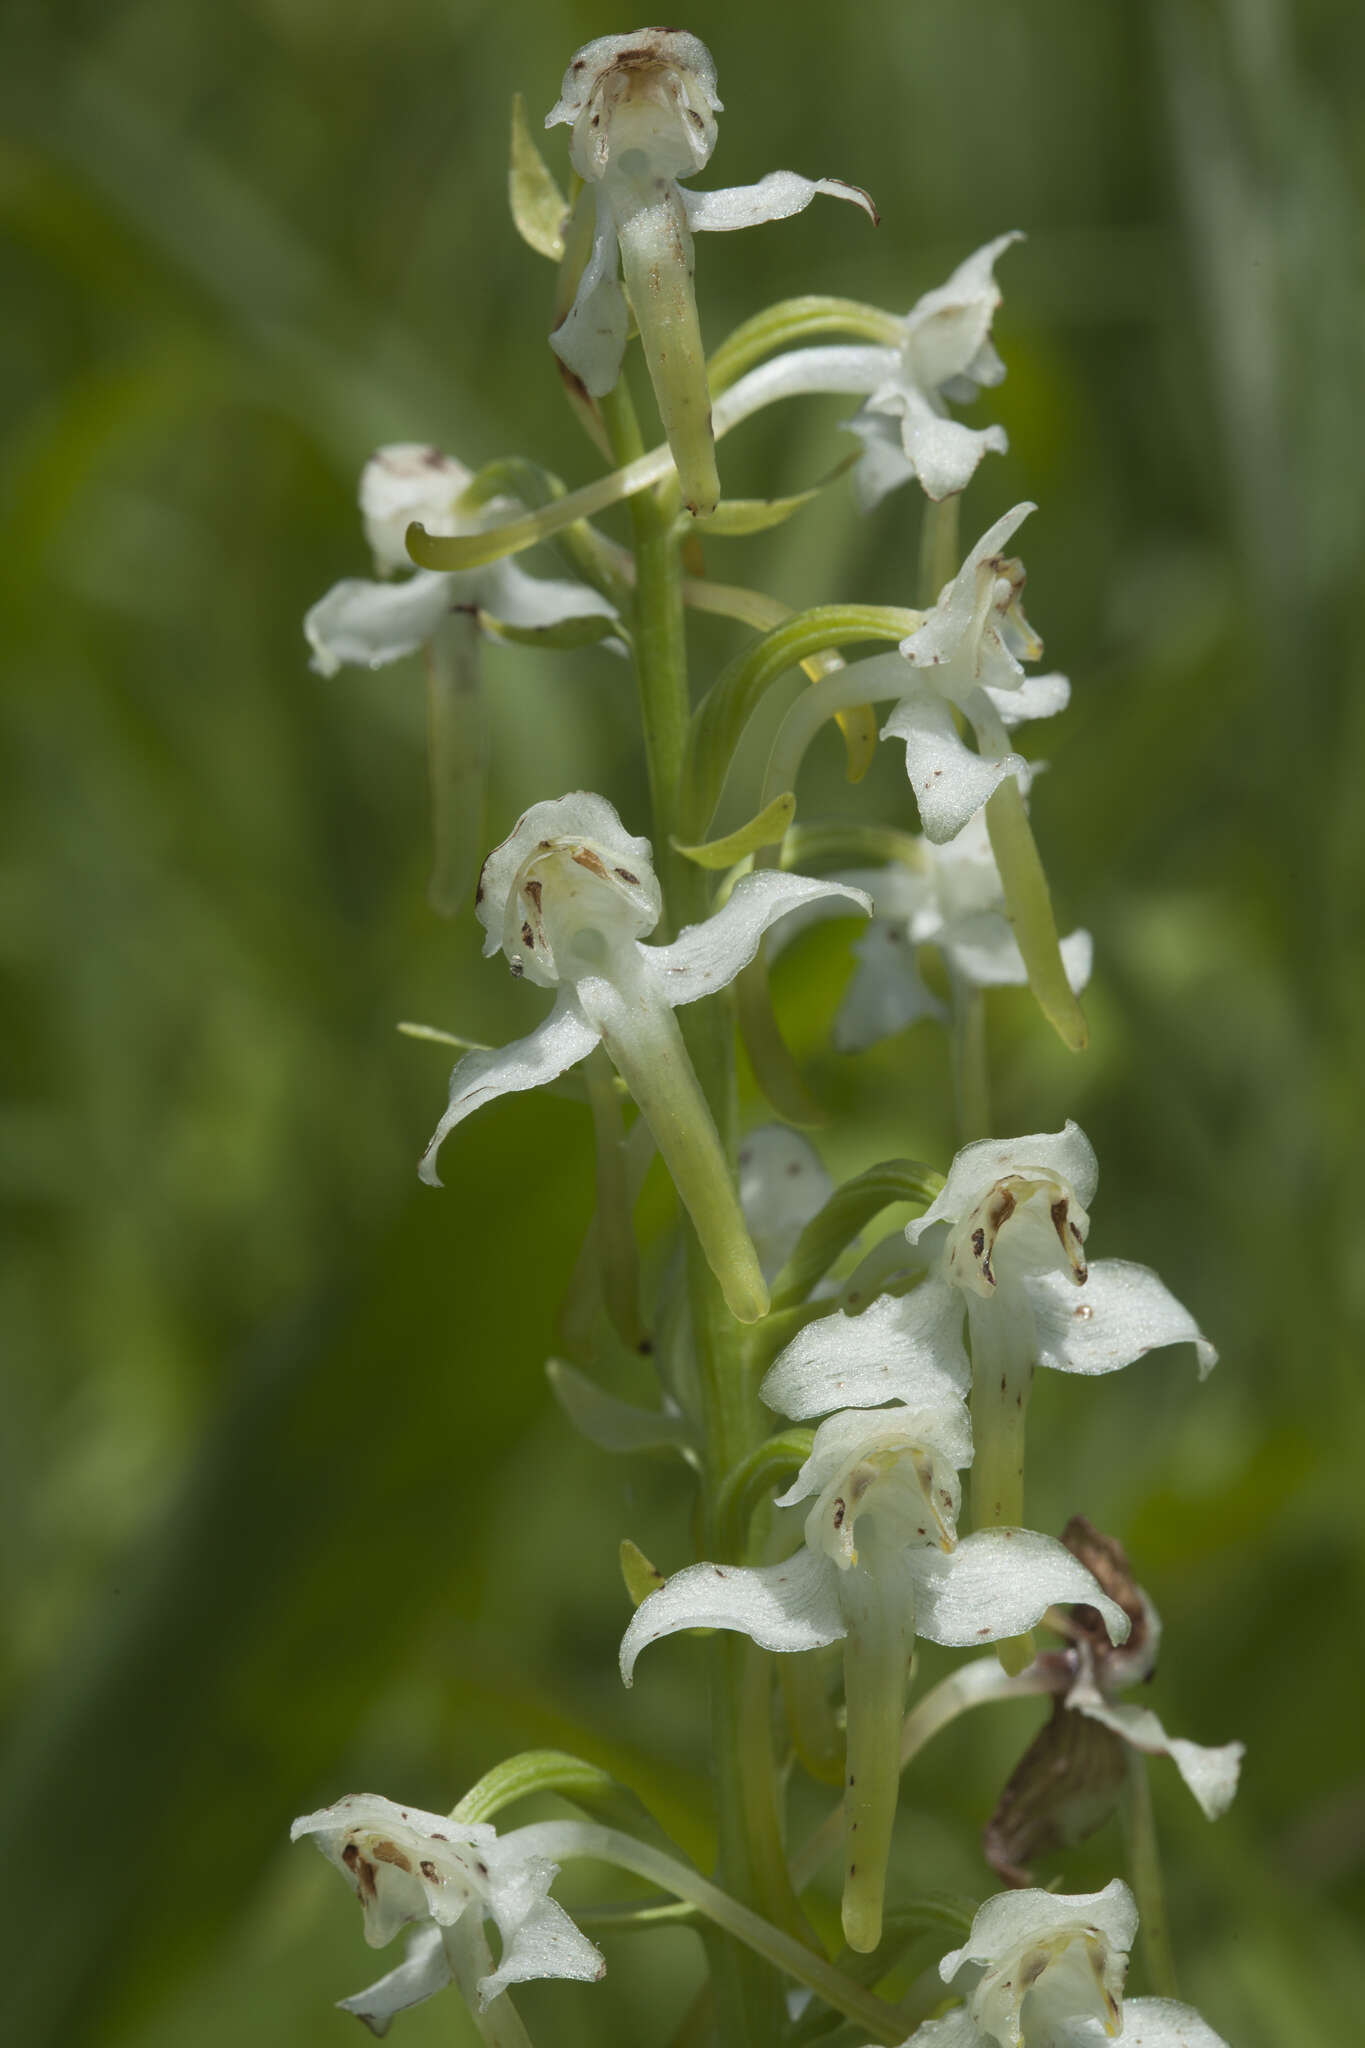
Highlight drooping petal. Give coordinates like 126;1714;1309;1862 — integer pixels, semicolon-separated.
682;170;877;232
862;380;1008;503
336;1924;452;2035
478;1849;606;2001
1102;1997;1230;2048
737;1124;835;1281
1068;1692;1243;1821
620;1546;843;1683
881;688;1029;844
646;871;872;1006
483;559;618;633
1024;1259;1217;1378
418;992;599;1185
909;1124;1100;1249
939;1880;1138;1982
305;571;462;676
549;192;630;398
984;668;1071;728
910;1531;1132;1651
761;1276;970;1420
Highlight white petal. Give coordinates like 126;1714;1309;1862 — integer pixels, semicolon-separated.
305;571;460;675
483;560;617;631
549;197;629;397
983;668;1071;729
478;1881;605;2001
903;233;1023;395
1025;1259;1217;1378
737;1124;834;1281
619;1547;842;1683
911;1531;1132;1651
647;871;872;1006
360;445;475;574
761;1277;970;1420
940;1880;1137;1981
418;993;599;1185
337;1924;452;2035
1104;1998;1230;2048
909;1124;1099;1247
866;380;1008;502
683;170;877;232
899;2007;984;2048
846;411;917;512
1069;1692;1243;1821
775;1400;973;1509
834;921;946;1050
900;504;1036;653
475;792;659;958
881;688;1028;843
937;910;1027;988
711;344;898;435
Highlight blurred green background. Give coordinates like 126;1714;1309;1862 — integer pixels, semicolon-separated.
2;1;1362;2043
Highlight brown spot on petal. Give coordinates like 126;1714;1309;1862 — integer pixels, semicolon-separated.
832;1498;846;1530
521;922;535;948
571;845;610;878
420;1859;440;1882
524;878;542;912
342;1842;379;1901
371;1839;413;1873
615;866;639;884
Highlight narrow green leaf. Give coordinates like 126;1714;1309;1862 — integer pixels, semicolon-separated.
546;1359;696;1459
770;1159;945;1312
735;952;829;1129
673;792;795;870
715;1428;814;1556
453;1748;616;1825
508;92;568;260
479;609;620;650
684;457;853;540
620;1537;667;1608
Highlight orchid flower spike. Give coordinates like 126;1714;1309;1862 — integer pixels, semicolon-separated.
761;1121;1216;1534
305;444;617;677
985;1518;1244;1885
886;1882;1229;2048
419;792;870;1321
546;28;876;515
291;1792;604;2032
620;1396;1131;1953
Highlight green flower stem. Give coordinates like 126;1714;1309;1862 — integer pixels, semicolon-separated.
442;1915;535;2047
707;295;906;396
838;1547;920;1954
948;974;991;1144
582;1046;644;1352
423;611;488;918
612;179;720;517
918;493;960;609
510;1821;908;2045
602;383;786;2046
966;1298;1037;1675
1122;1748;1180;1998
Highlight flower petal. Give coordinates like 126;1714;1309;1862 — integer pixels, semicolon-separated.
1024;1258;1217;1378
478;1854;606;2001
305;571;461;676
834;918;947;1050
483;560;618;632
863;381;1008;502
418;992;599;1186
909;1124;1100;1248
738;1124;835;1281
620;1546;843;1683
761;1276;970;1420
881;688;1028;843
911;1531;1132;1652
683;170;877;232
336;1924;452;2035
939;1879;1138;1981
775;1400;973;1511
903;232;1023;395
549;195;629;398
647;871;872;1006
1104;1998;1230;2048
360;445;475;574
898;2009;984;2048
1068;1692;1243;1821
983;668;1071;728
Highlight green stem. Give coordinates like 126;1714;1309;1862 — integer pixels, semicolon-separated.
1122;1748;1180;1997
510;1821;908;2045
582;1047;644;1352
948;975;991;1144
918;494;960;609
966;1293;1037;1675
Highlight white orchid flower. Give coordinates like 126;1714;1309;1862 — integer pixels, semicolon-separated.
761;1122;1216;1532
545;28;876;515
888;1882;1228;2048
291;1792;604;2033
419;791;870;1321
621;1398;1131;1952
304;443;617;676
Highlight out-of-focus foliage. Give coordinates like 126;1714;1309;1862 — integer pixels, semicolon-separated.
1;3;1361;2044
